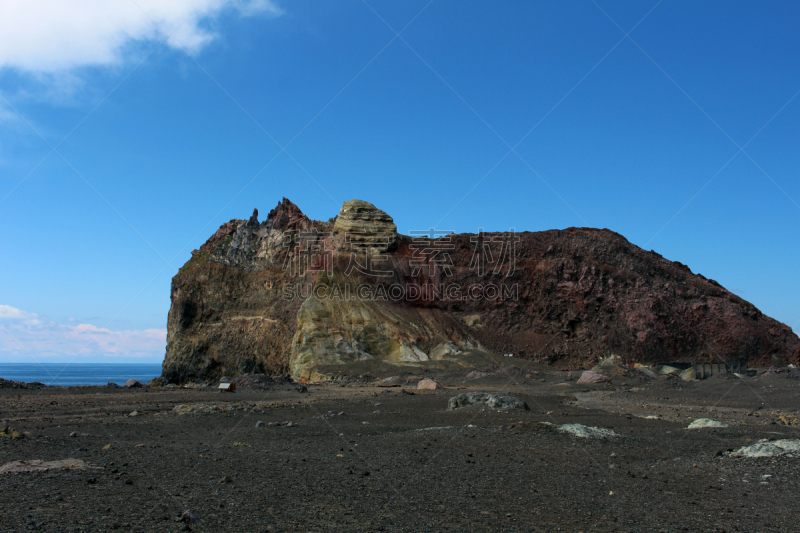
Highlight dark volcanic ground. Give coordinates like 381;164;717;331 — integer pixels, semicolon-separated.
1;370;800;532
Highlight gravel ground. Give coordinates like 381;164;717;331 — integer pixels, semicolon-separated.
1;370;799;532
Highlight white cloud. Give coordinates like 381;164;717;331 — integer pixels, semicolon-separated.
0;0;283;73
0;304;42;325
0;304;166;360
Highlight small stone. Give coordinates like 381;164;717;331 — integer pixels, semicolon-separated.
417;378;441;390
219;475;233;484
286;421;295;427
70;431;78;437
255;421;265;428
128;411;139;417
179;510;200;523
577;371;610;384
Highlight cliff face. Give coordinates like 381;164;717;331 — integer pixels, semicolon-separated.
162;198;800;382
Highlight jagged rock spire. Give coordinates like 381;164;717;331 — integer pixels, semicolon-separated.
266;197;309;231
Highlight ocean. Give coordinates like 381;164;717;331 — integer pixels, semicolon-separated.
0;363;163;386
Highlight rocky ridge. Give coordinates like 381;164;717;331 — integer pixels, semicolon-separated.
161;198;800;383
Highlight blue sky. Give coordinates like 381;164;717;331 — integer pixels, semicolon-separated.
1;0;798;363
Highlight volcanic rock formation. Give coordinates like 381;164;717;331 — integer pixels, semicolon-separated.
161;198;800;383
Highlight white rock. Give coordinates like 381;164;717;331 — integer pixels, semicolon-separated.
687;418;727;429
732;439;800;458
558;423;619;439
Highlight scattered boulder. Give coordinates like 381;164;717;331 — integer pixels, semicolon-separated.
687;418;727;429
417;378;441;390
558;423;619;439
124;379;144;388
447;392;529;411
731;439;800;458
576;371;609;384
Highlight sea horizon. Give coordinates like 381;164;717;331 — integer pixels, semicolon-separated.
0;363;163;387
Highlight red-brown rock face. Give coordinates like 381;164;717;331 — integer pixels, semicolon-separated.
161;199;800;383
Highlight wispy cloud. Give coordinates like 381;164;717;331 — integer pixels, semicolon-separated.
0;304;166;361
0;0;283;73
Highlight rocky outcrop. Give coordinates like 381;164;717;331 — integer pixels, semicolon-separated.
162;198;319;382
290;296;481;381
161;198;800;383
332;199;398;254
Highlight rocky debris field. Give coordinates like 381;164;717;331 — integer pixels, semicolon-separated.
1;368;800;532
